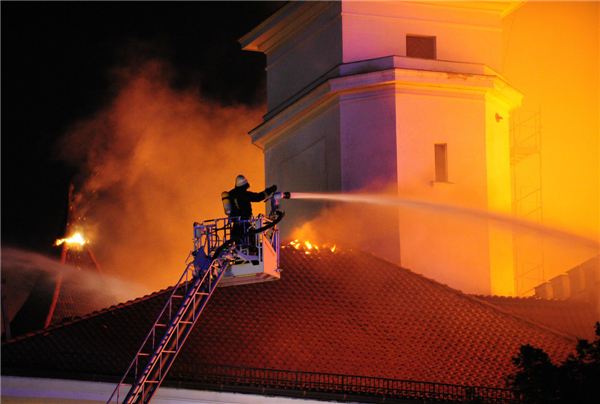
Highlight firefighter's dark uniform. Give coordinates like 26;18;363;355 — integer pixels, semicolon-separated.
229;182;277;247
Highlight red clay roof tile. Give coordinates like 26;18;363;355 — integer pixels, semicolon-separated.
2;245;578;389
474;295;597;341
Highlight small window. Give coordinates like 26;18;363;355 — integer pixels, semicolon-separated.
434;143;448;182
407;35;436;59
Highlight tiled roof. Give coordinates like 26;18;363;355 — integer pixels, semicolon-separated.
473;295;598;341
7;185;116;338
49;247;116;326
8;245;118;337
2;245;577;389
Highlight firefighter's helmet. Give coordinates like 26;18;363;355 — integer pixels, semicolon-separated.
235;175;248;188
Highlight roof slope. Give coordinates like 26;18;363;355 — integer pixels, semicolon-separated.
473;295;598;341
49;246;115;325
8;245;117;337
8;184;117;337
2;245;576;389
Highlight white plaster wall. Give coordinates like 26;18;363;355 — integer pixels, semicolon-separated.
395;91;493;295
485;101;515;296
341;1;504;72
339;87;398;192
248;1;522;294
264;103;342;239
339;85;400;263
265;2;343;112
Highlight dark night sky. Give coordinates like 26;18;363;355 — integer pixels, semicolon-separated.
1;1;286;254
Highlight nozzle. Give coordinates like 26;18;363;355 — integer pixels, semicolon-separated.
273;191;291;200
270;191;290;213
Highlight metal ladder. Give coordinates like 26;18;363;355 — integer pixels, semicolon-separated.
106;245;233;404
106;208;284;404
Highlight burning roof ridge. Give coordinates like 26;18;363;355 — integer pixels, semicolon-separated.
2;284;179;345
353;248;578;344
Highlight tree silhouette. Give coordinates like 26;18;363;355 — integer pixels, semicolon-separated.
506;322;600;403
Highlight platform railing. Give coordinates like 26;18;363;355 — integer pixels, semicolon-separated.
194;215;280;266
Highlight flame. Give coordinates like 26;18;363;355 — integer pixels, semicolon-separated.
54;233;87;246
288;240;338;253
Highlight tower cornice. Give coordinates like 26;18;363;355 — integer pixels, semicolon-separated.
250;57;522;150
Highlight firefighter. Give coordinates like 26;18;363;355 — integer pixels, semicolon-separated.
228;175;277;249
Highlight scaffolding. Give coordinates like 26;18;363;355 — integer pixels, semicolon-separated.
510;107;544;296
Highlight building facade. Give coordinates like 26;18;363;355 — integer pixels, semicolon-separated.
241;1;524;295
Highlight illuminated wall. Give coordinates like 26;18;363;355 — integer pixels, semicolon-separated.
242;1;529;295
341;0;506;70
241;1;344;113
501;1;600;290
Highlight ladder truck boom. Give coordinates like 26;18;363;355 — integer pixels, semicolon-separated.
106;202;285;404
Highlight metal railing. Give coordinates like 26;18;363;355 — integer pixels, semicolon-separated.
170;362;521;403
2;350;520;403
194;214;280;266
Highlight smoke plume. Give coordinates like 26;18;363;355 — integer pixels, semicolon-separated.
288;184;404;263
58;59;265;298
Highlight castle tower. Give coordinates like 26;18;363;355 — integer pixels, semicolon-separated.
241;1;523;295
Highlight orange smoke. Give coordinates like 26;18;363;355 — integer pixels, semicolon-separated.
288;184;402;265
58;59;265;298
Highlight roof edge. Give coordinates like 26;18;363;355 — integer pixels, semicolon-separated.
2;284;179;345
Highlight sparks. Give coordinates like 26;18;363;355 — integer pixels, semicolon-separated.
305;241;312;249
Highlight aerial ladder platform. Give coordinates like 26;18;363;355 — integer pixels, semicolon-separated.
106;192;289;404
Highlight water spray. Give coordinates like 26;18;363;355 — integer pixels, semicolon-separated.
289;192;600;251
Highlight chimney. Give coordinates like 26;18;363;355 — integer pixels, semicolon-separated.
581;257;599;292
567;264;587;300
549;274;570;299
534;282;553;299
